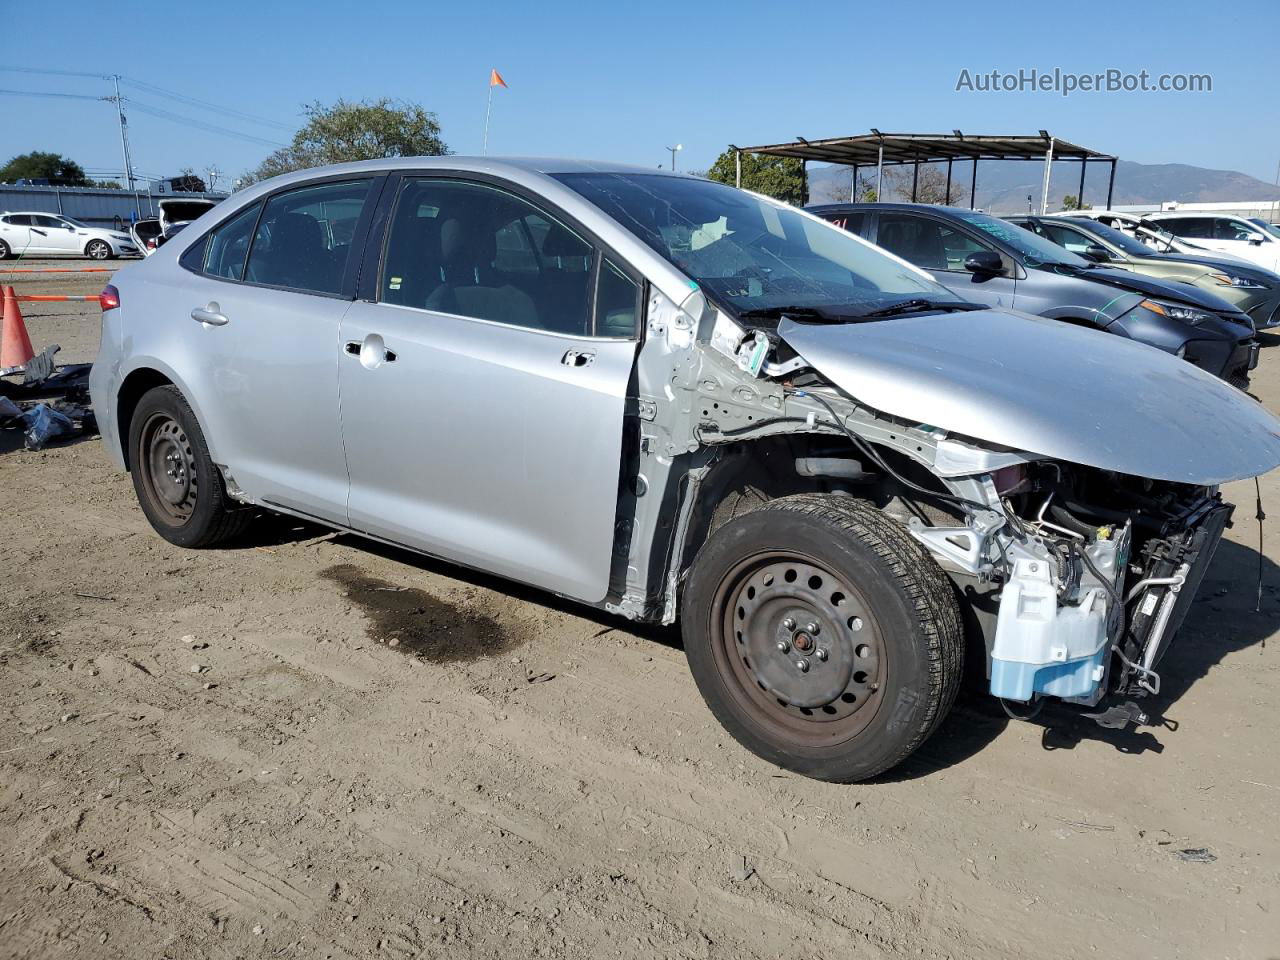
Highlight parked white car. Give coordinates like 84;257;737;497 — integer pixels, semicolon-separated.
1146;212;1280;273
1058;210;1247;262
0;212;139;259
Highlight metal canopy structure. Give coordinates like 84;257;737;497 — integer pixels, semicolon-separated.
733;131;1119;213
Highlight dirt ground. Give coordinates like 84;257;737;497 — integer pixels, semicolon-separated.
3;256;1280;960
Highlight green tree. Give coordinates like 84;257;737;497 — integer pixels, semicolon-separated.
0;151;88;186
244;98;448;184
1061;194;1091;211
705;148;807;205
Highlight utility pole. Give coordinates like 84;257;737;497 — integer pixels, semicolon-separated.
102;75;136;192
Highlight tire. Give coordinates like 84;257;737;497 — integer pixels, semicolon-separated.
681;494;963;782
0;239;11;259
128;385;252;548
85;239;112;260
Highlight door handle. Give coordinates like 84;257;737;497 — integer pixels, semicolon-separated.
561;349;595;367
191;302;228;326
345;337;397;365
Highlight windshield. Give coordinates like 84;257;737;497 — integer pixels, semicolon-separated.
949;210;1088;268
552;173;951;317
1061;218;1153;257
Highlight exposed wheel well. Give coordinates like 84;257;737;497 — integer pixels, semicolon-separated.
116;369;175;469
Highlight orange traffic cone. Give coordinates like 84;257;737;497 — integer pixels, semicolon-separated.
1;285;35;373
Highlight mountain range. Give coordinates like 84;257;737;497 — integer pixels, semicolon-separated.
807;158;1280;212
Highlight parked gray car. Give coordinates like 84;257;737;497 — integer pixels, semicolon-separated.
90;159;1280;782
810;203;1259;387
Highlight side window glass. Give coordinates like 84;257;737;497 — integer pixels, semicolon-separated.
875;214;949;271
939;226;990;270
1216;218;1258;242
1170;218;1212;239
34;215;62;229
595;259;640;337
244;179;371;295
823;212;865;235
1040;223;1092;254
381;178;593;336
203;202;261;281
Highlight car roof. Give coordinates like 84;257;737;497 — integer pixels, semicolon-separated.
807;202;964;215
250;156;682;185
2;211;69;216
1146;211;1241;219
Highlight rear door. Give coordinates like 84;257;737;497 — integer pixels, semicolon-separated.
172;176;380;522
1;215;36;253
872;211;1017;307
337;174;640;602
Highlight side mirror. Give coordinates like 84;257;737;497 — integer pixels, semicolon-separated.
1083;244;1111;263
1248;235;1264;245
964;250;1004;274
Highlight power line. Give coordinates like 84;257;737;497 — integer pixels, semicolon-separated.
0;66;293;132
0;66;110;80
0;86;288;149
120;77;294;131
0;88;104;101
126;98;287;148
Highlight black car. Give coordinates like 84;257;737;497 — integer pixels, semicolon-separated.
809;203;1259;387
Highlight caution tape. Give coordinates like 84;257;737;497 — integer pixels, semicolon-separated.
0;267;115;273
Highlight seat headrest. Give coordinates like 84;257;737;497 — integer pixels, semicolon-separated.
540;223;589;258
271;212;324;252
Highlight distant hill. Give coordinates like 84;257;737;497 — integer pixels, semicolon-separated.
807;158;1280;212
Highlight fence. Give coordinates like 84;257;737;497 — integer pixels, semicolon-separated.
0;183;227;230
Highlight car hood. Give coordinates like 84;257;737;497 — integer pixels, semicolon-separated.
778;310;1280;485
1149;251;1278;279
1069;266;1244;313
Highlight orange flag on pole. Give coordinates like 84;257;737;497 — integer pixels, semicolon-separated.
490;69;507;89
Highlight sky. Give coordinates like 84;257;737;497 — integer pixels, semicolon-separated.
3;0;1278;190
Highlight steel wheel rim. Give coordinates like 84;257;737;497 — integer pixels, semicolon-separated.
139;412;198;524
712;551;885;747
88;241;109;259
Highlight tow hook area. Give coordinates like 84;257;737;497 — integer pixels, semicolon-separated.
1083;701;1150;730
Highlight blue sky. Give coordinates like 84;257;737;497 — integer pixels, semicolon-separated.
3;0;1277;187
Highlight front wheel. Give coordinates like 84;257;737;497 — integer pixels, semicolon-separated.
682;494;964;782
128;385;252;547
85;239;112;260
0;239;11;259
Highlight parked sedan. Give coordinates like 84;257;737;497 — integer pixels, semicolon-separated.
811;203;1259;387
90;159;1280;782
1007;214;1280;331
0;212;138;259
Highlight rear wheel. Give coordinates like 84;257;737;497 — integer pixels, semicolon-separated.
682;494;963;782
85;239;112;260
128;385;251;547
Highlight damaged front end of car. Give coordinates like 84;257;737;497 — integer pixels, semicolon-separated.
613;283;1280;730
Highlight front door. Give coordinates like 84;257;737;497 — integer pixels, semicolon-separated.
338;176;640;602
31;214;79;254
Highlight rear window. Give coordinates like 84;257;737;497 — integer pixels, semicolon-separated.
242;180;372;295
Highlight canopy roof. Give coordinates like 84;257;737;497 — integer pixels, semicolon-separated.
736;132;1115;166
